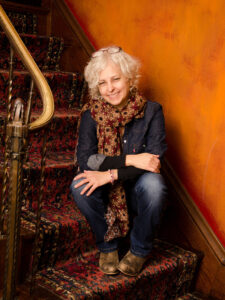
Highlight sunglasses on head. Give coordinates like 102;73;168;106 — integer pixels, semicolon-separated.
91;46;122;58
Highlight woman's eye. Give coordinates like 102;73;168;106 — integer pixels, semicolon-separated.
98;82;105;86
114;77;120;81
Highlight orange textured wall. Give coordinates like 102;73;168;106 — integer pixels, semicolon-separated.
65;0;225;247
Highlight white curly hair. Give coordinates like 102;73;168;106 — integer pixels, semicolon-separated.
84;46;141;99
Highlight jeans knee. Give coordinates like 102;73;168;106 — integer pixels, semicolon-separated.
70;179;81;198
135;172;167;209
70;178;107;213
70;178;88;210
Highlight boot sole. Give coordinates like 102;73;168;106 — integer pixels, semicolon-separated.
99;267;119;275
117;265;139;277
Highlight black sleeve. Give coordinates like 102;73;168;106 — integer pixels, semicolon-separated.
118;167;146;181
99;155;126;170
99;155;145;181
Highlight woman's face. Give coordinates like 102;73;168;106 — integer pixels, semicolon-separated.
98;60;130;108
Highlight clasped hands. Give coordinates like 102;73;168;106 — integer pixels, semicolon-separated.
74;153;161;196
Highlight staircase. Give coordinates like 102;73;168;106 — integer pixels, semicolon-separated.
0;2;203;299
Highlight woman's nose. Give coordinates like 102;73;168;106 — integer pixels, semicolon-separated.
107;82;114;92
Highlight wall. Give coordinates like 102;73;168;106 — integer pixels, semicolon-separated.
65;0;225;248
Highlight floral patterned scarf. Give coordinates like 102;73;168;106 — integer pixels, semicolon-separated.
82;91;147;241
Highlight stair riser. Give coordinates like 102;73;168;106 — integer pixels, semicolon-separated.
30;114;79;153
0;32;63;71
22;163;76;211
5;10;37;34
0;71;84;111
0;158;76;213
38;218;95;268
0;113;79;153
21;204;96;268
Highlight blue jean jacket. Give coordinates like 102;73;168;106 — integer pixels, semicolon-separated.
76;100;167;172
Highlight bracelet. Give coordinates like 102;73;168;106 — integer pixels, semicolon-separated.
109;169;114;185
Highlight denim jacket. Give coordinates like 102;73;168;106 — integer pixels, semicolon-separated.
76;100;167;176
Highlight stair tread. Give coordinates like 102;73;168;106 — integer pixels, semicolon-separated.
21;201;88;230
26;151;75;166
31;109;81;117
0;151;76;170
0;31;54;39
35;239;198;300
0;109;81;117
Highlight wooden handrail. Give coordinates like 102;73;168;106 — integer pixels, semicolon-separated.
0;5;54;130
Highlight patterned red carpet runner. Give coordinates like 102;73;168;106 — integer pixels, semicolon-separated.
0;8;201;299
35;240;198;299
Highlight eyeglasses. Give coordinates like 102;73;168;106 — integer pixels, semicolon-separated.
91;46;122;58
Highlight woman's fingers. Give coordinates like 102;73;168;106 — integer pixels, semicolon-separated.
86;184;96;196
74;178;89;188
147;156;161;173
74;172;86;180
130;153;161;171
73;171;98;196
80;182;93;195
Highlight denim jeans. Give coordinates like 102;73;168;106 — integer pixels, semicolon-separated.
70;172;167;257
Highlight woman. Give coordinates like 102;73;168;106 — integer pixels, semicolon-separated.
70;46;167;276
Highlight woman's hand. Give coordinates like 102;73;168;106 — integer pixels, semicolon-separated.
126;153;161;173
74;170;116;196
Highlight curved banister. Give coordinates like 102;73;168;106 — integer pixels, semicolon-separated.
0;5;54;130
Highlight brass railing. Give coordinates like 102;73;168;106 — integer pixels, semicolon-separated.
0;6;54;130
0;5;54;300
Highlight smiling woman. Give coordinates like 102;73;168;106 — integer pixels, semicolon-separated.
70;46;168;276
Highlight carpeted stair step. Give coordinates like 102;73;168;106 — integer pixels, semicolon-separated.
34;239;199;300
28;111;80;153
0;150;77;217
0;32;64;71
0;111;80;153
21;151;76;211
21;199;96;269
0;70;85;111
4;10;37;34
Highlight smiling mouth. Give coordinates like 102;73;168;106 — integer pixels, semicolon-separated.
108;92;119;97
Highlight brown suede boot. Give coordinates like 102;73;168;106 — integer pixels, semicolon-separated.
99;250;119;275
117;250;148;276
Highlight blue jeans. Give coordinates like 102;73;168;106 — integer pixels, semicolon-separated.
70;172;167;257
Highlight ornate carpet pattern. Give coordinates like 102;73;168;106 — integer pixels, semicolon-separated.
0;7;201;299
5;10;37;34
36;240;198;300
